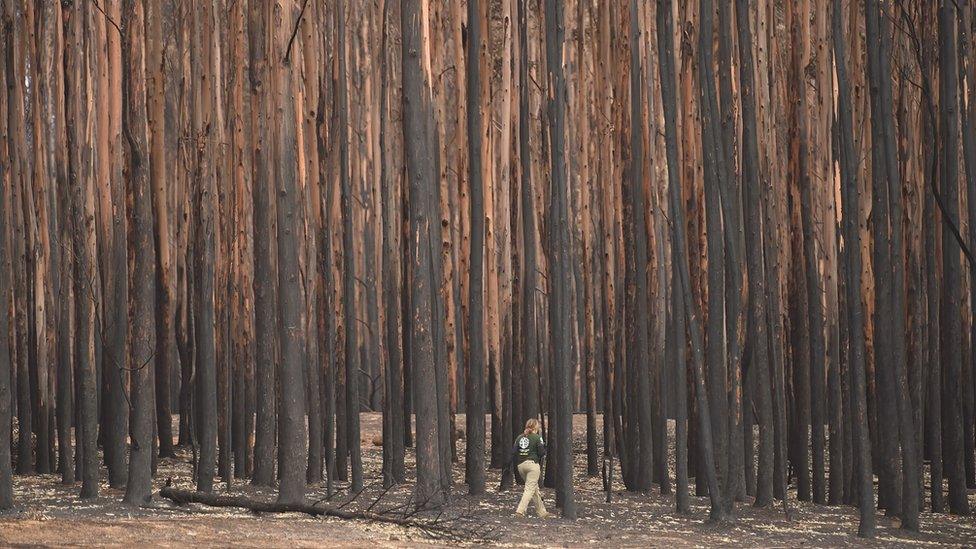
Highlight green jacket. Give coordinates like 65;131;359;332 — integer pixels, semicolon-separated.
513;433;546;465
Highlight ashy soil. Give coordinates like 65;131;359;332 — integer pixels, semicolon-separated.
1;413;974;548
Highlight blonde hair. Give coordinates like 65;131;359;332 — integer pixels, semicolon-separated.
523;418;540;436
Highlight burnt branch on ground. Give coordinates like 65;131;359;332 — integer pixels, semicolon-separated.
158;480;496;543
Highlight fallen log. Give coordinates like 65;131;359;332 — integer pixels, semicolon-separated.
158;484;492;542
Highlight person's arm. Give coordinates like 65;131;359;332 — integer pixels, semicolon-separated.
537;437;546;461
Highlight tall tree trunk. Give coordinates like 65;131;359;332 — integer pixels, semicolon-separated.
626;0;654;493
336;0;363;493
957;0;976;493
833;2;876;535
734;0;774;509
274;0;309;505
715;0;745;510
64;0;99;498
401;0;444;507
869;0;920;527
937;0;971;516
657;0;689;512
101;0;130;489
0;10;15;505
147;0;174;460
516;0;539;425
544;0;577;519
798;1;827;504
464;0;487;497
191;0;218;494
248;0;276;488
379;0;405;489
697;0;728;503
121;0;157;507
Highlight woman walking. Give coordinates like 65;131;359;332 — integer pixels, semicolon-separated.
513;419;549;517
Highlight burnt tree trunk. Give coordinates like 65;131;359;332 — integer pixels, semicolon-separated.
544;0;576;518
337;0;364;493
401;0;444;507
464;0;487;497
191;0;217;494
0;13;15;506
937;0;971;516
734;0;774;509
64;0;99;500
274;0;309;505
248;0;277;488
121;0;157;507
833;2;876;535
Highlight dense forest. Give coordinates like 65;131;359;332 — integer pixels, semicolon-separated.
0;0;975;542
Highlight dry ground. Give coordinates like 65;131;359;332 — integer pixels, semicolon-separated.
1;413;975;548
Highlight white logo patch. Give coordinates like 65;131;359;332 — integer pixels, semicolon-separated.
519;437;530;450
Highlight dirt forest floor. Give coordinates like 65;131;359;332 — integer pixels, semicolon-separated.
1;414;975;548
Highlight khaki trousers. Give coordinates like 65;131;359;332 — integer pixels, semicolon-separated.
516;461;547;516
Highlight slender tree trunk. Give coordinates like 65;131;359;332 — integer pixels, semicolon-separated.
657;0;689;513
248;0;276;488
146;0;174;460
0;12;15;505
64;0;99;498
101;0;130;489
833;2;876;535
937;0;971;516
544;0;577;519
957;0;976;493
919;34;945;503
714;0;745;511
378;0;405;489
626;0;654;494
734;0;774;508
336;0;363;493
274;0;309;505
121;0;157;506
5;0;32;476
697;0;729;504
464;0;487;497
191;0;218;494
401;0;444;507
873;0;920;526
797;5;828;502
